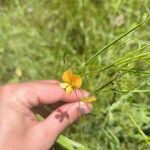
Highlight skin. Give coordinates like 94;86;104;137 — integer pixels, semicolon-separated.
0;80;92;150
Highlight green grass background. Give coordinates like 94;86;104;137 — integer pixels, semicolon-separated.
0;0;150;149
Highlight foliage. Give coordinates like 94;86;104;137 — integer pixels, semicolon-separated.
0;0;150;149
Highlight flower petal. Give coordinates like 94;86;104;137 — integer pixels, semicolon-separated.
66;85;73;95
60;83;69;89
71;74;82;88
81;96;97;102
62;69;73;84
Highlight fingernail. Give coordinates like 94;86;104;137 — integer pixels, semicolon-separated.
77;101;93;115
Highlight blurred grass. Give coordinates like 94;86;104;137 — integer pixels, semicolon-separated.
0;0;150;149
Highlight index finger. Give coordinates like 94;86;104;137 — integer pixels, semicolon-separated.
3;80;89;108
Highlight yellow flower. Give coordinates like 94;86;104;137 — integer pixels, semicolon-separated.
81;96;97;102
60;69;82;94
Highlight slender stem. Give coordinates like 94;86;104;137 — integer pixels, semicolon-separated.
91;74;120;95
116;52;150;65
128;114;150;146
82;49;150;76
80;18;149;69
119;69;150;75
113;89;150;93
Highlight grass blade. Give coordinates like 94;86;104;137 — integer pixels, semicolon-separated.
128;113;150;146
114;89;150;93
83;45;150;76
82;18;149;67
91;74;120;95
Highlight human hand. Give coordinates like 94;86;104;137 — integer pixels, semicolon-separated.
0;80;92;150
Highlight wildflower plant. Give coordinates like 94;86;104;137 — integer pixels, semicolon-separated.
59;18;150;103
45;18;150;149
1;1;150;149
55;18;150;149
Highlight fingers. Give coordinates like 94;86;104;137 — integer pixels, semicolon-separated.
31;80;59;84
32;101;92;147
2;80;89;108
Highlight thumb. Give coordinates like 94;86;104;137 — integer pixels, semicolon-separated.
32;101;92;148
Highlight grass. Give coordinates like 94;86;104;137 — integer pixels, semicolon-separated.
0;0;150;149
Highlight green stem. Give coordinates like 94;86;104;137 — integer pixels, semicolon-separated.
128;114;150;146
91;74;120;95
114;89;150;93
119;69;150;75
83;48;150;76
116;52;150;65
81;18;149;68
